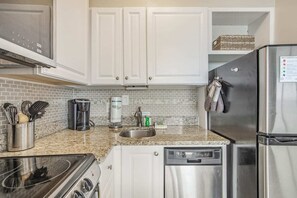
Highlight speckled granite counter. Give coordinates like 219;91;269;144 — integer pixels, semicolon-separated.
0;126;229;161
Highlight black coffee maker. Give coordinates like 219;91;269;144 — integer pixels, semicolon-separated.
68;99;91;131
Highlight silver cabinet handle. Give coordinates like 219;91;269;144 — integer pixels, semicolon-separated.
116;76;119;80
107;165;112;170
125;76;128;80
231;67;239;72
149;76;152;80
154;152;159;156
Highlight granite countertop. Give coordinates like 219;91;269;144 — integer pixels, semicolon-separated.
0;126;230;161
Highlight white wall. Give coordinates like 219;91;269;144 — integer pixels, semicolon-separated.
274;0;297;44
90;0;274;7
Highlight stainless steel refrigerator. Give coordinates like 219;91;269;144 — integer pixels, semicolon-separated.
209;45;297;198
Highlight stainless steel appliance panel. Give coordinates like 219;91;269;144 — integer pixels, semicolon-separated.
259;45;297;135
209;51;258;198
232;144;256;198
165;148;222;198
165;166;222;198
209;50;258;143
0;1;52;58
258;136;297;198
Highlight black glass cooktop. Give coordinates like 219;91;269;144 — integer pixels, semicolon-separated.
0;154;89;198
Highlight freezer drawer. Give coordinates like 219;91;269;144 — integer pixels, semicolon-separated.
165;166;222;198
258;136;297;198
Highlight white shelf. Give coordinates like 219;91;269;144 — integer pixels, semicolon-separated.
209;50;252;55
208;7;274;69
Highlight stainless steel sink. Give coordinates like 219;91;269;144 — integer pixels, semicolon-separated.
119;128;156;138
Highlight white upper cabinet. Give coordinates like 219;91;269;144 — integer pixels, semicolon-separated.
91;7;146;86
121;146;164;198
91;8;123;85
40;0;89;84
147;8;208;85
123;8;147;85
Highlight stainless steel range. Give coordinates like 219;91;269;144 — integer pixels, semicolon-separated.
0;154;100;198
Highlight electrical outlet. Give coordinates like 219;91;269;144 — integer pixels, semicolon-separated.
122;95;129;105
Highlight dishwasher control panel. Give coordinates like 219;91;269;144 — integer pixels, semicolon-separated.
165;147;222;165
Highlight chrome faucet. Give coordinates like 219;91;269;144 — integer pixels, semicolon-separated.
134;106;143;127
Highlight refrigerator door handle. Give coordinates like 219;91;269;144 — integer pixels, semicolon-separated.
274;138;297;143
268;137;297;145
259;136;297;145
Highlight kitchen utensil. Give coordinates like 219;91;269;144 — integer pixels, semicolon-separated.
21;101;32;117
3;103;13;110
28;101;49;121
7;105;18;125
35;110;46;120
1;105;12;124
18;112;29;124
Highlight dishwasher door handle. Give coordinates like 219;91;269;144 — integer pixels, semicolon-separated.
186;159;202;163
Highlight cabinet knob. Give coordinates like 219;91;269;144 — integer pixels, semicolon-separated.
149;76;152;80
125;76;129;80
154;152;159;156
116;76;119;80
107;165;112;170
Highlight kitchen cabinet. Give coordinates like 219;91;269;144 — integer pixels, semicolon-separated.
121;146;164;198
91;8;123;85
123;8;147;85
91;7;208;86
40;0;89;84
99;148;114;198
99;147;122;198
91;8;146;85
208;7;274;70
147;8;208;85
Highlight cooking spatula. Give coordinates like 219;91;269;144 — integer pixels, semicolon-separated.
29;101;49;122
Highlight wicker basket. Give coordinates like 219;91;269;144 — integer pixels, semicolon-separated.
212;35;255;50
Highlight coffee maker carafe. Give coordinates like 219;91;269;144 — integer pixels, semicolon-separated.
68;99;91;131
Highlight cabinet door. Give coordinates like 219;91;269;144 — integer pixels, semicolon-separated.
91;8;123;85
147;8;208;85
123;8;147;85
100;148;114;198
41;0;89;84
121;146;164;198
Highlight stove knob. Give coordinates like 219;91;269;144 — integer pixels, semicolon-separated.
81;178;94;193
73;190;85;198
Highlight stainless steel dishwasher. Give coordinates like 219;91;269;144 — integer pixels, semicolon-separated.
165;147;222;198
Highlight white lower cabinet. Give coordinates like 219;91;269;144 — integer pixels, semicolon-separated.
100;145;226;198
99;148;114;198
99;147;121;198
121;146;164;198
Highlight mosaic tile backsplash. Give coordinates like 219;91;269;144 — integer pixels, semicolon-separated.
74;88;199;126
0;78;199;151
0;78;73;151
